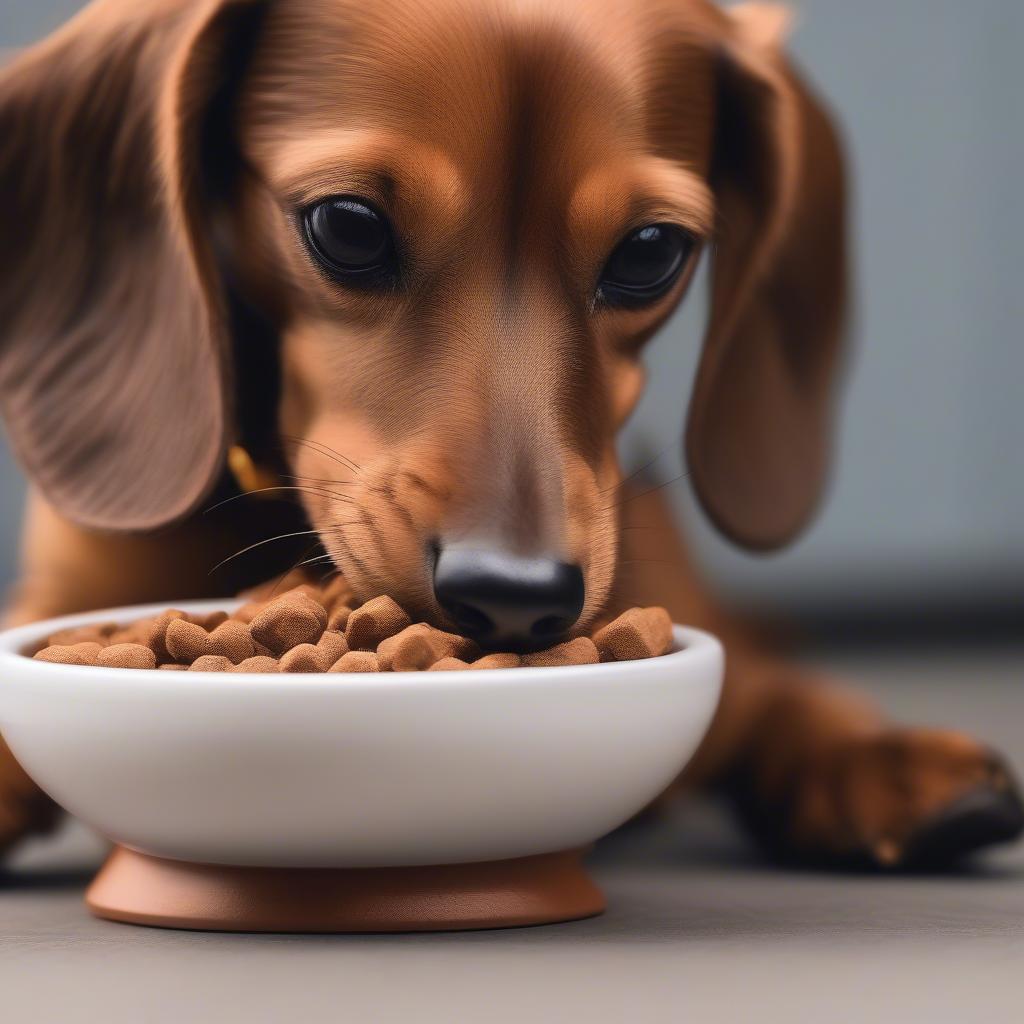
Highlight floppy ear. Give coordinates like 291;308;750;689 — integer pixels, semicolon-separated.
0;0;261;531
684;4;847;550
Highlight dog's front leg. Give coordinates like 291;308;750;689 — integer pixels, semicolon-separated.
617;483;1024;867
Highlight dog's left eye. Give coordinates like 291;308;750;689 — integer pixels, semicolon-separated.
598;224;694;307
301;197;396;282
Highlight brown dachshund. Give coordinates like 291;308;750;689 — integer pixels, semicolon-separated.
1;0;1021;868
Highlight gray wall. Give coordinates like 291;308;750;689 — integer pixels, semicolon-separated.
2;1;1021;614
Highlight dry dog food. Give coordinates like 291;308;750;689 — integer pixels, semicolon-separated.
33;578;674;673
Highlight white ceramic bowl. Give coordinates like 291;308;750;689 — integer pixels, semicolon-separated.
0;601;722;869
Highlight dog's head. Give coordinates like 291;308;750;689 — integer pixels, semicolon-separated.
0;0;844;649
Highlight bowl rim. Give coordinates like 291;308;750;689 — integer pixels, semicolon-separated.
0;599;721;692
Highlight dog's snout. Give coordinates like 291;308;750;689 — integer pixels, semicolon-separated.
432;546;585;651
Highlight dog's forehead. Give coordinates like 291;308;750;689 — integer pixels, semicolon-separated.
244;0;720;187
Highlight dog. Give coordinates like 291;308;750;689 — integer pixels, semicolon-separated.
1;0;1021;868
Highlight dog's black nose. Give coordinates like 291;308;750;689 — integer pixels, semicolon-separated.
433;547;585;651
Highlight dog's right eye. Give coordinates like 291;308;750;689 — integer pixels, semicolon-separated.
301;197;396;283
598;224;694;308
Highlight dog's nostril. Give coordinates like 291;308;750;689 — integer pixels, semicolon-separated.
433;546;585;651
446;602;494;636
530;615;573;639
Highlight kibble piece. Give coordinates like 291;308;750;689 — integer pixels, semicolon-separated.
189;655;234;672
345;595;411;651
376;625;434;671
523;637;599;668
141;610;189;663
329;650;380;673
279;643;326;673
208;620;256;664
165;619;212;663
96;643;157;670
159;663;188;671
233;656;280;673
425;626;478;663
34;642;103;666
470;653;521;670
316;630;348;666
592;606;673;662
249;591;328;654
377;623;478;671
428;657;470;671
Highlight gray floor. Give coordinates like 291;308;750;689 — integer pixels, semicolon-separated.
3;649;1023;1023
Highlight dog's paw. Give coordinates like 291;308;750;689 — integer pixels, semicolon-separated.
746;728;1024;869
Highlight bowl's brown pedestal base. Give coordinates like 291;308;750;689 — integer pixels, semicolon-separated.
85;846;605;932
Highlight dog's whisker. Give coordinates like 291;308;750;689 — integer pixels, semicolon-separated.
282;435;362;475
292;554;336;570
203;485;355;515
600;441;679;495
281;473;355;487
207;529;329;576
256;484;356;504
603;470;691;512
